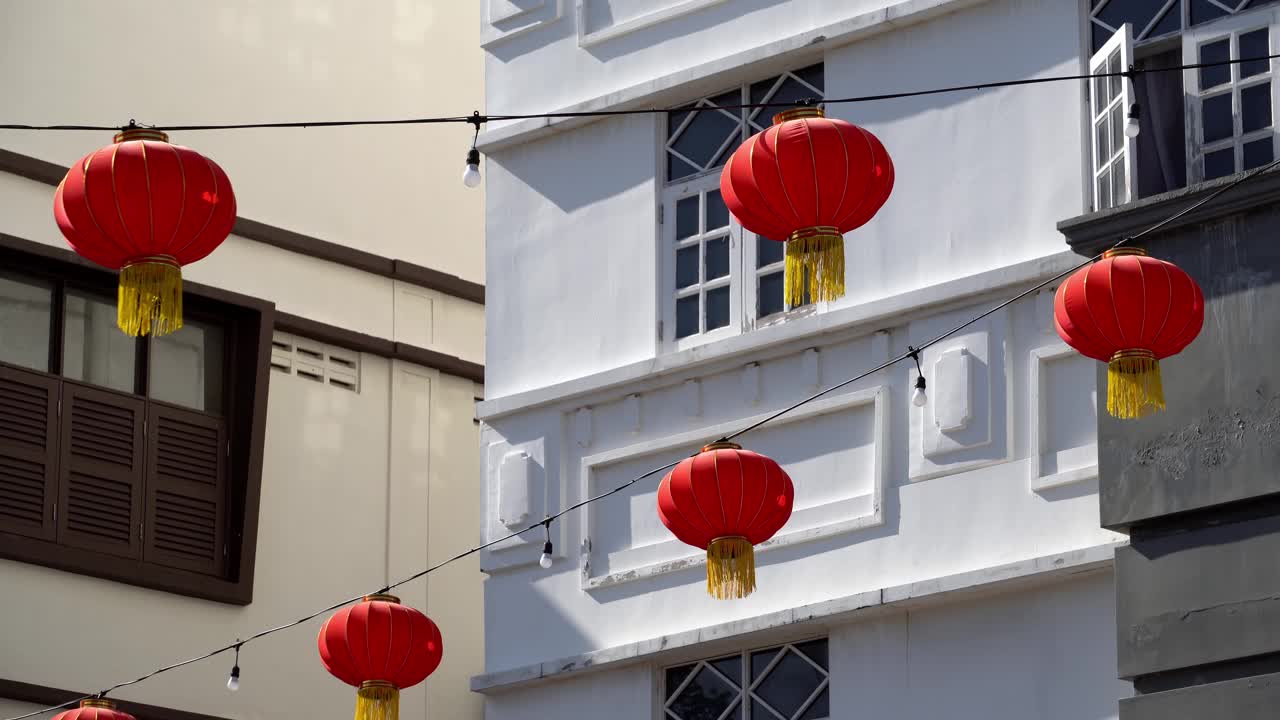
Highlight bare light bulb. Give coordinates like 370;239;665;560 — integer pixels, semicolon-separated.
1125;103;1141;139
911;376;928;407
539;541;554;569
462;148;482;188
226;665;240;692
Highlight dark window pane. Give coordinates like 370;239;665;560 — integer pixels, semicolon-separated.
1202;92;1234;143
1205;147;1235;179
0;272;52;372
677;196;700;240
705;237;730;281
706;190;730;230
705;286;730;331
794;640;829;669
798;688;829;720
1097;168;1112;211
753;699;784;720
1112;156;1129;206
1095;0;1166;39
677;246;700;289
1190;0;1231;25
1241;29;1271;78
666;665;696;699
1092;22;1112;54
150;318;224;414
769;77;823;113
795;63;824;93
1242;82;1272;133
1148;1;1181;39
1095;116;1111;168
709;89;741;109
1200;38;1231;90
759;271;785;318
758;236;785;267
751;648;779;681
1108;49;1123;100
669;154;700;182
671;108;740;170
1110;102;1125;161
1093;71;1109;118
1244;137;1274;169
754;650;825;719
751;75;783;106
710;656;741;688
676;296;700;339
669;666;736;720
668;107;694;139
63;292;137;394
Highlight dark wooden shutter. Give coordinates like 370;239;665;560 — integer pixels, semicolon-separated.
0;365;59;540
144;404;226;576
57;383;145;558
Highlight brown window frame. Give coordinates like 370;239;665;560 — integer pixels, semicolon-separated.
0;234;273;605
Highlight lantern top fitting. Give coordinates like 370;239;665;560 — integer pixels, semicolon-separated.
1102;247;1146;258
362;593;400;604
700;440;742;452
79;700;117;710
112;127;169;143
772;106;824;124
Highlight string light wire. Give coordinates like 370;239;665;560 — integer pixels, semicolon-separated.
8;55;1280;720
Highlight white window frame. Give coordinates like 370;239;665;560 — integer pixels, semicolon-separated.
661;640;830;720
662;174;741;351
1088;23;1138;211
1183;4;1280;183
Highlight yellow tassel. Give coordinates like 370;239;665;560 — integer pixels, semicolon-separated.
356;682;399;720
785;228;845;306
706;537;755;600
1107;350;1165;419
118;258;183;337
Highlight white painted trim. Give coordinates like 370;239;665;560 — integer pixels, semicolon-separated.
478;251;1085;421
1028;343;1099;492
576;0;729;47
478;0;993;153
481;0;566;49
472;541;1123;693
578;387;887;590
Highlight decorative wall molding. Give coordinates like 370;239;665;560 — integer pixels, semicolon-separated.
578;386;886;591
1028;344;1098;492
576;0;730;47
482;0;566;48
480;436;558;572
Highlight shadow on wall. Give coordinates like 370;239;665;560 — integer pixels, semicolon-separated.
579;0;795;63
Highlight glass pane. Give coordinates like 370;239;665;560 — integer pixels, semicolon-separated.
677;246;700;289
0;272;52;372
794;640;829;670
669;154;700;183
766;77;823;114
1205;147;1235;179
1242;82;1272;133
1108;49;1122;100
666;665;696;700
1091;22;1112;54
705;237;730;281
751;648;779;681
705;286;730;331
1241;29;1271;78
795;63;824;93
759;271;785;318
62;291;137;394
1149;1;1181;39
1095;117;1111;168
1202;92;1234;143
1093;71;1108;119
668;108;694;139
677;196;700;240
150;318;224;413
705;190;730;230
1095;0;1166;38
1097;169;1112;211
710;656;741;688
671;109;740;170
1190;0;1231;25
751;76;783;107
798;688;829;720
758;237;785;267
1200;38;1231;90
676;296;700;339
754;650;825;719
752;699;784;720
1110;102;1125;161
1112;156;1128;206
709;89;741;109
668;666;736;720
1244;137;1274;169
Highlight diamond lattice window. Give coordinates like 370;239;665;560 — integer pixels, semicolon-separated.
663;640;829;720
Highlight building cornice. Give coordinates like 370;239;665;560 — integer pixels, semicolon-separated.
0;148;485;305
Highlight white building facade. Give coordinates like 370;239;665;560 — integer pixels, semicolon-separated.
475;0;1280;717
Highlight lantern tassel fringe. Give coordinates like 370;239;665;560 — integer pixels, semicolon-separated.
707;537;755;600
1107;352;1165;419
356;683;399;720
785;232;844;306
118;261;183;337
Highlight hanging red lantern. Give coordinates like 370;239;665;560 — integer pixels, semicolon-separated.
318;594;444;720
1054;248;1204;419
53;126;236;337
52;699;135;720
720;106;893;306
657;441;794;599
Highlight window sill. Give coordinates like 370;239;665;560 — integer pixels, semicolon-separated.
1058;169;1280;256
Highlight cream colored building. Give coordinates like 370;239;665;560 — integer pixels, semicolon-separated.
0;4;484;720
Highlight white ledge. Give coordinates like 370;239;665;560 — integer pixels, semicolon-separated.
471;541;1123;693
477;251;1081;421
478;0;989;153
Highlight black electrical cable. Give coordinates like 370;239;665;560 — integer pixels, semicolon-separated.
0;53;1276;132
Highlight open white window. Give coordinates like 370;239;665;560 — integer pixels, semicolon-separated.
662;176;741;348
1183;4;1280;182
1089;23;1139;211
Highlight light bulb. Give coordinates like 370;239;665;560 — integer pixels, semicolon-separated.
1125;103;1141;139
539;541;554;569
912;376;928;407
226;666;240;692
462;147;482;188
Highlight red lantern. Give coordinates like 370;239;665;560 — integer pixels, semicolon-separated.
318;594;444;720
720;106;893;306
53;126;236;337
52;699;135;720
1054;248;1204;419
657;442;794;599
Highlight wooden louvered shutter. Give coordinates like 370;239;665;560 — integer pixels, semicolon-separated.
57;383;146;558
144;404;226;576
0;365;59;540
